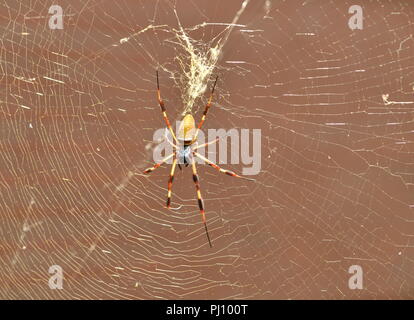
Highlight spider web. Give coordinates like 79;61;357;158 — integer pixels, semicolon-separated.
0;0;413;299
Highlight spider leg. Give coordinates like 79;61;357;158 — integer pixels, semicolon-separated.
163;130;179;149
143;153;174;174
191;159;213;248
193;151;255;181
166;155;177;208
193;138;220;151
156;71;178;144
192;76;218;143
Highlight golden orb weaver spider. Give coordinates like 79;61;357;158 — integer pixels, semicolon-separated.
144;71;253;247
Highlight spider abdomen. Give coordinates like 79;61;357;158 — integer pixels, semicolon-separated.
178;113;196;144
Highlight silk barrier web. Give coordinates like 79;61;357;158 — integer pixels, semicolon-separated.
0;0;413;299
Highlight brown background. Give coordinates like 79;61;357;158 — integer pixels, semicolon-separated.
0;0;413;299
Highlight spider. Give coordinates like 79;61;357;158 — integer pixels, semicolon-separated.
143;71;253;247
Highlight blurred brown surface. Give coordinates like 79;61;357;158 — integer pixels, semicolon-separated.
0;0;413;299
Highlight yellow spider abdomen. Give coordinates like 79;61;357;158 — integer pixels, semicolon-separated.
178;113;196;143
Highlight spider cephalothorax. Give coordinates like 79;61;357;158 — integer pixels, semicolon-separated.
144;71;252;247
176;145;191;168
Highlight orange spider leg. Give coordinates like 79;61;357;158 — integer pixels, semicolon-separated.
143;153;174;174
193;138;220;151
166;156;177;208
192;76;218;143
157;71;178;143
164;131;178;149
191;159;212;248
193;151;255;181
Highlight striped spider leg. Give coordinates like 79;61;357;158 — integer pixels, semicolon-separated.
193;152;255;181
191;158;212;247
157;71;178;144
